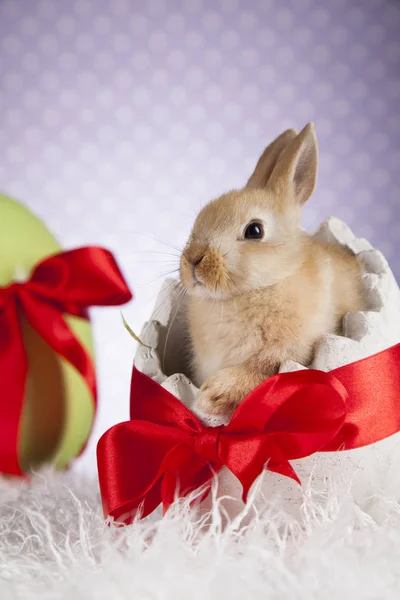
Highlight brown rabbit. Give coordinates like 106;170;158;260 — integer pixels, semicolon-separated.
179;123;365;415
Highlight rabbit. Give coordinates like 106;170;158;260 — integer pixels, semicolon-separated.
179;123;366;416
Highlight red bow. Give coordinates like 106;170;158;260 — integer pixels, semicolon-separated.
97;343;400;523
0;247;132;475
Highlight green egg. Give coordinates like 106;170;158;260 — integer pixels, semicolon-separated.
0;193;95;472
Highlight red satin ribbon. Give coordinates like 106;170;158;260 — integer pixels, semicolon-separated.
97;343;400;524
0;247;132;476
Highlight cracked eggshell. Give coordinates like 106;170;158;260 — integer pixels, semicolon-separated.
134;217;400;521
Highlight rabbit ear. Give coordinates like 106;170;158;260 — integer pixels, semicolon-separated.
245;129;298;189
267;122;318;206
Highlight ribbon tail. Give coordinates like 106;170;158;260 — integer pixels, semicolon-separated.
160;444;215;514
0;300;27;475
19;291;96;400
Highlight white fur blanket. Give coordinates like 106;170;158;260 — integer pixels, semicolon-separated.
1;468;400;599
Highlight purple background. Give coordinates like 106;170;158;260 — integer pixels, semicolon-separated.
0;0;399;472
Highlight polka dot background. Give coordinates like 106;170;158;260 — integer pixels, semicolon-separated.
0;0;399;473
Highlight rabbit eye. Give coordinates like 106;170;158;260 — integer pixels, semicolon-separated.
244;221;264;240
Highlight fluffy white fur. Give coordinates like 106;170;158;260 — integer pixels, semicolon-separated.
1;468;400;599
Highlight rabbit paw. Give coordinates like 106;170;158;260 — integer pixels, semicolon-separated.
196;366;260;416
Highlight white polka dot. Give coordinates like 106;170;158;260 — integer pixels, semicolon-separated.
315;82;334;102
116;142;134;160
78;72;97;88
186;67;205;86
205;86;223;104
276;46;295;66
130;15;147;34
81;109;95;124
350;44;368;62
25;163;42;181
347;7;365;26
58;52;78;70
166;13;186;33
219;0;239;12
241;85;260;103
4;109;22;127
368;98;386;117
186;104;206;122
311;8;330;27
295;64;314;84
75;34;94;53
255;27;276;48
240;48;258;67
204;49;223;68
188;141;206;158
115;106;133;124
61;126;80;143
134;124;152;143
113;33;131;52
354;189;373;206
276;84;296;103
39;35;58;54
372;169;390;187
25;128;43;144
297;100;315;119
276;8;294;29
2;36;20;54
132;52;151;71
221;67;240;86
169;86;187;106
23;90;41;109
205;122;224;141
56;15;75;35
97;89;114;108
4;72;23;92
259;65;276;84
40;71;59;92
260;101;279;119
352;118;371;136
350;81;368;100
184;31;205;51
22;53;40;73
152;105;169;123
317;119;333;135
388;41;400;62
94;16;111;35
59;90;78;109
366;24;385;45
132;87;151;106
7;145;24;163
20;17;39;35
220;30;240;50
167;50;187;70
331;63;351;83
330;26;349;45
147;0;166;16
313;45;331;65
2;0;21;18
203;11;221;32
294;27;313;45
332;99;351;118
149;31;167;53
94;52;114;71
38;0;57;18
152;68;169;86
333;134;353;154
43;109;61;128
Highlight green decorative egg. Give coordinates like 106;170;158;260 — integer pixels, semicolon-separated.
0;193;95;472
